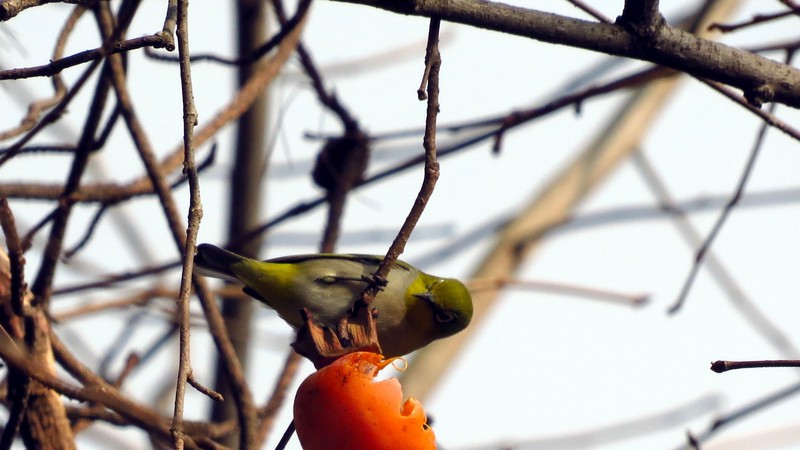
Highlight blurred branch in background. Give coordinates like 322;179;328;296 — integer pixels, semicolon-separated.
467;277;649;307
633;151;800;357
680;380;800;450
209;0;270;445
462;393;723;450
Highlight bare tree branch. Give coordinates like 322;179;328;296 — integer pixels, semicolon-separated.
331;0;800;108
171;0;202;446
0;0;97;21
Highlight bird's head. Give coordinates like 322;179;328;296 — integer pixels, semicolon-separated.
413;276;473;339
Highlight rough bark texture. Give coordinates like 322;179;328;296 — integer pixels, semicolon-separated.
0;253;75;449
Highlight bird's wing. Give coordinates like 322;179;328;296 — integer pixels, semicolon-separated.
265;254;415;273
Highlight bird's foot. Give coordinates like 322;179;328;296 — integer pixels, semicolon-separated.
360;274;388;303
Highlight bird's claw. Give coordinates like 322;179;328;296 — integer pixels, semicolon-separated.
363;274;388;290
360;274;388;308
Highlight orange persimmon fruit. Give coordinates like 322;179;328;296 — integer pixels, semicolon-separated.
293;351;436;450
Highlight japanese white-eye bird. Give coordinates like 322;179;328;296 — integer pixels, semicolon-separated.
193;243;473;357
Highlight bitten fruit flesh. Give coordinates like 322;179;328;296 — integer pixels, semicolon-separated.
293;352;436;450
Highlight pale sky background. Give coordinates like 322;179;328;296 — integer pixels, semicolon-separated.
2;1;800;449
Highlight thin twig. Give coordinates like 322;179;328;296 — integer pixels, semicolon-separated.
0;3;79;140
669;49;797;313
748;37;800;54
187;371;224;402
668;103;774;313
369;18;443;289
708;9;795;33
52;260;182;296
0;34;169;81
711;359;800;373
62;204;110;258
147;0;310;67
112;353;141;388
52;289;159;320
7;98;123;161
0;58;102;167
565;0;613;23
159;0;177;50
699;78;800;140
171;0;201;446
271;0;357;130
633;151;799;355
274;421;295;450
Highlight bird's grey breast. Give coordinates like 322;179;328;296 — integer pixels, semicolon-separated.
291;257;417;327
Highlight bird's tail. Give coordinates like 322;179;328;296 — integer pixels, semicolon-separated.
193;243;246;282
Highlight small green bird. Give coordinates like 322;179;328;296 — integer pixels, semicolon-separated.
194;244;473;357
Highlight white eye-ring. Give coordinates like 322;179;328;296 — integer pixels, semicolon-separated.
316;275;338;285
435;311;455;323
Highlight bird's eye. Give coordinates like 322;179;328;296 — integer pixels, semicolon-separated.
435;311;455;323
316;275;338;285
